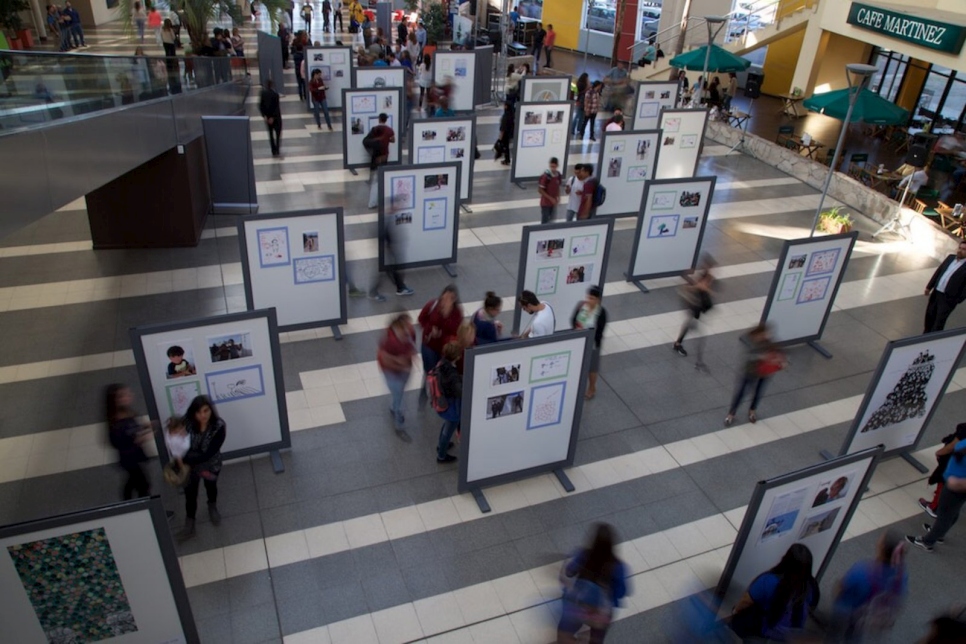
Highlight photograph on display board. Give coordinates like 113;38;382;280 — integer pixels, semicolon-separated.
319;66;331;81
565;264;593;284
806;248;841;276
536;266;559;294
394;212;413;225
535;238;565;259
788;254;807;269
8;527;138;642
681;134;698;149
451;148;465;159
636;139;651;159
796;277;831;304
294;256;336;284
454;58;468;77
391;175;416;210
312;52;325;61
447;127;466;142
486;391;525;419
257;227;290;267
664;117;681;132
530;80;566;101
166;380;202;418
778;273;802;301
160;341;197;379
627;166;649;182
812;473;855;506
644;90;656;99
648;214;680;238
798;506;841;539
335;70;344;78
418;146;446;164
424;173;449;191
527;381;566;430
680;190;701;207
491;364;521;386
524;111;543;125
423;198;448;231
303;231;319;253
529;351;571;383
607;158;622;178
350;118;364;135
663;136;676;146
569;234;599;257
758;486;808;544
207;332;253;363
611;141;625;152
351;94;377;114
522;130;546;147
547;110;565;124
422;130;438;141
682;216;699;229
368;115;393;130
206;364;265;402
651;191;676;209
383;95;393;108
639;101;659;118
660;90;672;99
861;350;937;435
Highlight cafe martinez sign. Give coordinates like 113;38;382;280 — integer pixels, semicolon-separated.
847;2;966;54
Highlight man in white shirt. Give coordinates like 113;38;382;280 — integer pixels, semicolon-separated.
924;240;966;332
564;163;586;222
519;290;555;338
897;165;929;199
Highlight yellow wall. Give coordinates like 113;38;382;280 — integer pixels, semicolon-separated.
810;32;874;94
761;28;806;96
542;0;584;51
895;59;929;112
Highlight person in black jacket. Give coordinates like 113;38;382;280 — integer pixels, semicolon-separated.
497;100;514;166
572;285;607;399
924;240;966;333
106;384;151;500
260;80;283;157
435;342;462;463
179;395;227;539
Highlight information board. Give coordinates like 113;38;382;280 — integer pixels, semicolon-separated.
433;50;477;111
654;108;709;179
594;128;662;217
511;101;574;184
521;75;572;102
632;81;679;130
409;116;477;202
341;87;404;169
304;46;353;110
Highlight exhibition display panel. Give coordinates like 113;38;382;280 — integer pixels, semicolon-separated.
594;128;662;218
201;116;258;214
458;330;595;511
304;46;353;110
716;447;882;605
237;209;347;333
341;87;404;170
626;176;717;290
353;67;406;89
632;81;679;130
832;329;966;470
511;101;574;184
130;309;291;469
654;108;709;179
513;218;615;334
520;75;572;102
0;497;199;644
432;51;477;111
760;232;858;354
409;116;477;203
378;162;461;273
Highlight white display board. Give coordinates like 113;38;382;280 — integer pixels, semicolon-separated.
341;87;404;170
353;66;406;89
840;329;966;458
378;162;461;270
511;101;574;183
760;232;858;345
595;128;662;217
627;176;717;281
521;75;572;102
130;309;290;461
716;448;882;602
513;219;615;334
632;81;679;130
305;46;353;110
459;330;594;490
409;116;477;202
0;499;197;644
433;50;476;111
237;209;347;332
654;108;709;180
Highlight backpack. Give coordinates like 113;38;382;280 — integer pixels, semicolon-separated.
590;179;606;207
362;129;379;154
425;361;449;413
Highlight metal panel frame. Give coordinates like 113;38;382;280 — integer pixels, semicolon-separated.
510;100;573;184
593;128;663;218
407;115;478;203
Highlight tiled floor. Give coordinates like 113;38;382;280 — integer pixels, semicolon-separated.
6;19;966;644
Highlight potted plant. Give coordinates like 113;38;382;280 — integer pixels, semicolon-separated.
420;0;447;56
816;206;853;234
0;0;31;49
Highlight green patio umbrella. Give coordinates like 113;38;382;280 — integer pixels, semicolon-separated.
803;87;909;125
668;45;752;73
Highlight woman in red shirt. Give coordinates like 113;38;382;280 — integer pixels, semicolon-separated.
418;284;463;405
378;313;416;431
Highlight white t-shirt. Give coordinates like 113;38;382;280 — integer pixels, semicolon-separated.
529;303;556;337
899;170;928;194
567;176;585;212
164;429;191;460
605;122;623;132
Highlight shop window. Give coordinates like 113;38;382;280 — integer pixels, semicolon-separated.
517;0;542;21
585;0;617;35
637;1;662;43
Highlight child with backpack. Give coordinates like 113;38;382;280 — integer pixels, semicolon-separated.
577;163;604;219
429;342;462;463
538;156;563;224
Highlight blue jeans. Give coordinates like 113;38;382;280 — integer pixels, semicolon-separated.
728;374;767;414
436;399;460;459
383;370;408;425
135;18;146;41
312;98;332;128
71;23;85;47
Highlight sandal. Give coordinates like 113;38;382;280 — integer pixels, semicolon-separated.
724;414;735;427
749;410;757;424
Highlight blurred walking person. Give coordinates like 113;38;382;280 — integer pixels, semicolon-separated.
418;285;463;407
724;323;785;426
672;253;716;370
908;429;966;553
259;80;283;157
433;342;462;463
378;313;417;436
572;286;607;399
106;384;152;500
496;100;515;166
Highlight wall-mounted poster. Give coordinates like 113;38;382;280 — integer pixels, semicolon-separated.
632;81;679;130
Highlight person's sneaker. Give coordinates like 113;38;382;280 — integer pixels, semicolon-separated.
672;343;688;357
208;504;221;526
369;292;387;302
906;535;933;552
922;524;945;544
396;286;415;296
436;454;457;463
348;286;366;298
918;498;939;519
178;518;196;540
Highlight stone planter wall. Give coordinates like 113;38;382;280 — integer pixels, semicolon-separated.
706;121;959;262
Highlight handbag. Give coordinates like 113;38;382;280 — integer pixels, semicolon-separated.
163;461;189;487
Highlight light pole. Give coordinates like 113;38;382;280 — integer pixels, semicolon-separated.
700;16;727;105
810;63;878;237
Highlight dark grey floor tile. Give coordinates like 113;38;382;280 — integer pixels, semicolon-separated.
400;559;451;600
314;550;361;589
275;591;326;636
230;601;281;644
228;570;275;611
318;580;368;624
187;580;231;620
197;613;233;644
362;568;411;612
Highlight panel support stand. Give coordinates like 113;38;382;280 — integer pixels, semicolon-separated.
270;450;285;473
819;449;835;461
348;168;358;176
624;273;649;293
807;340;833;359
514;181;526;190
443;263;457;278
901;451;930;474
470;487;491;513
554;468;575;493
461;203;473;213
331;324;343;341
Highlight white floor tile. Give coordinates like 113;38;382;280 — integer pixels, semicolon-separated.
508;604;556;644
343;513;389;548
265;531;310;568
468;615;522;643
284;626;332;644
380;505;426;541
417;497;463;531
304;522;350;559
179;548;227;587
223;540;269;578
452;581;505;624
328;614;379;644
413;592;466;637
491;571;543;613
371;603;424;644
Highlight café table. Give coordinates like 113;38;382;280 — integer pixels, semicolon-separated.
785;135;824;158
937;204;965;237
779;93;806;118
856;167;904;193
